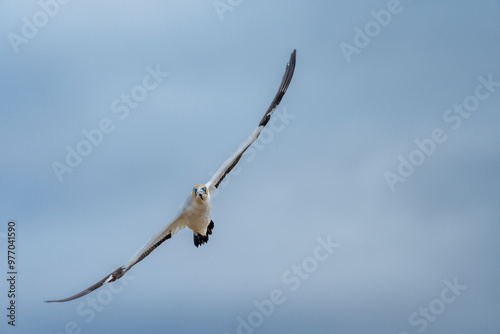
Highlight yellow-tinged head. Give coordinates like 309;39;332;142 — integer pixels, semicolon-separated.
192;184;208;201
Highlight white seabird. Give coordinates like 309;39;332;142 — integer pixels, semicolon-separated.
46;49;296;303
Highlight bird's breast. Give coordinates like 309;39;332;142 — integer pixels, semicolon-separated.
184;199;212;234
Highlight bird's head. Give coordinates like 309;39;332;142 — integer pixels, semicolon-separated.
192;184;208;202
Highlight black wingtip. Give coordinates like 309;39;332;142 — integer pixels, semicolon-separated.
258;49;297;127
44;299;64;303
44;267;128;303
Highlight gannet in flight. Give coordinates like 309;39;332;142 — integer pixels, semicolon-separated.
46;49;296;303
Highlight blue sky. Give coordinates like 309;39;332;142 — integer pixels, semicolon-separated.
1;1;500;333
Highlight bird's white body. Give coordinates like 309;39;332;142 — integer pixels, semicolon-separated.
184;190;212;235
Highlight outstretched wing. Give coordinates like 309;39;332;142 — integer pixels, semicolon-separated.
206;49;296;193
45;215;186;303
